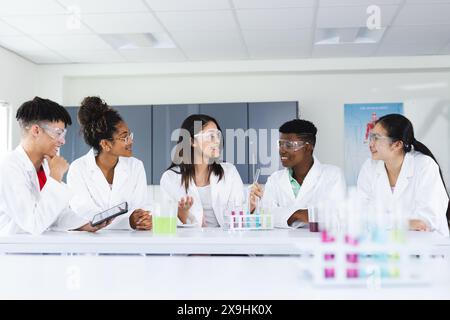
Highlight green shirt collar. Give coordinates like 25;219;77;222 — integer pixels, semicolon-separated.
288;168;301;197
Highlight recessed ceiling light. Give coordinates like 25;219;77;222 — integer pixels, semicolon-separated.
315;27;386;45
100;33;176;50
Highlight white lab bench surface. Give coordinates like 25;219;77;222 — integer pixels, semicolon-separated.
1;254;450;299
0;228;449;255
1;228;450;299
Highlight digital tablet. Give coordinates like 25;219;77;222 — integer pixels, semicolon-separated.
91;202;128;227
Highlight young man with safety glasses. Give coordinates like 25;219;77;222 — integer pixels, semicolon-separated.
250;119;346;228
0;97;110;235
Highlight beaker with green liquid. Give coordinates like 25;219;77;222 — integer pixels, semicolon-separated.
153;201;178;235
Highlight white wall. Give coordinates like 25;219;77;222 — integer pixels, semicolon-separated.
33;56;450;187
0;47;36;148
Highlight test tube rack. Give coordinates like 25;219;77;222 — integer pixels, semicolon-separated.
222;207;274;231
308;230;431;287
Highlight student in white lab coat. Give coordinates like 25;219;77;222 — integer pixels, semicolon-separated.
0;97;108;235
67;97;152;230
250;119;346;228
160;114;244;227
357;113;449;236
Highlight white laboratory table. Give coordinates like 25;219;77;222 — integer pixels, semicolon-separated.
0;228;449;255
1;254;450;299
1;229;450;299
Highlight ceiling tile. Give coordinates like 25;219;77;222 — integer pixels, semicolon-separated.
441;42;450;54
382;25;450;45
81;13;164;34
376;42;444;56
34;34;112;51
171;30;243;48
394;3;450;25
312;43;377;57
0;35;49;51
248;45;310;59
156;10;237;31
237;8;314;29
2;15;92;35
320;0;401;5
119;47;186;62
242;29;311;47
57;0;149;14
0;0;67;16
171;31;247;60
145;0;230;11
184;48;248;61
0;20;22;36
16;50;69;64
317;5;398;28
57;50;126;63
405;0;450;3
233;0;315;9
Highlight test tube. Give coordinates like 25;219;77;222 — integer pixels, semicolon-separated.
238;209;243;229
308;206;319;232
231;209;236;229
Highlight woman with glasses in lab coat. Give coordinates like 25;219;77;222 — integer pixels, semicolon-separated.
357;114;449;236
160;114;245;228
67;97;152;230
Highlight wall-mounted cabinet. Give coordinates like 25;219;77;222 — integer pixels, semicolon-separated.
61;101;298;185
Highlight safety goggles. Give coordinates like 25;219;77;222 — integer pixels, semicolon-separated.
39;123;67;142
194;129;222;143
368;132;392;143
277;139;309;151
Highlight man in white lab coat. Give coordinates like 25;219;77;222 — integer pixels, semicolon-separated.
251;119;346;228
0;97;109;235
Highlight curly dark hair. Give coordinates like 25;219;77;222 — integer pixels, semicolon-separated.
78;96;123;152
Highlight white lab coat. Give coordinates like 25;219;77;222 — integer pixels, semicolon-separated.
261;157;347;228
67;149;151;230
0;145;88;235
160;162;245;227
357;151;449;237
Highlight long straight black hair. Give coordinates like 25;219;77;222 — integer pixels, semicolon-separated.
376;114;450;225
167;114;224;192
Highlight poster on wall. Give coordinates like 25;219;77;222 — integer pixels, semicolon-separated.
344;102;404;186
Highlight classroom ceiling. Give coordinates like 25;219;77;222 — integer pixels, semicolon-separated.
0;0;449;64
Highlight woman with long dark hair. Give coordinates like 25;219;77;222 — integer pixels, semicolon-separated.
357;113;449;236
160;114;244;227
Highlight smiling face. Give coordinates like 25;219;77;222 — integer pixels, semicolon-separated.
192;121;222;162
34;121;67;158
101;121;133;157
368;123;403;161
278;133;312;168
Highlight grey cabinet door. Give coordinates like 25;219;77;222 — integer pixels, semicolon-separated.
200;103;249;184
61;107;89;163
248;102;298;184
114;105;152;184
152;104;200;184
60;107;76;162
